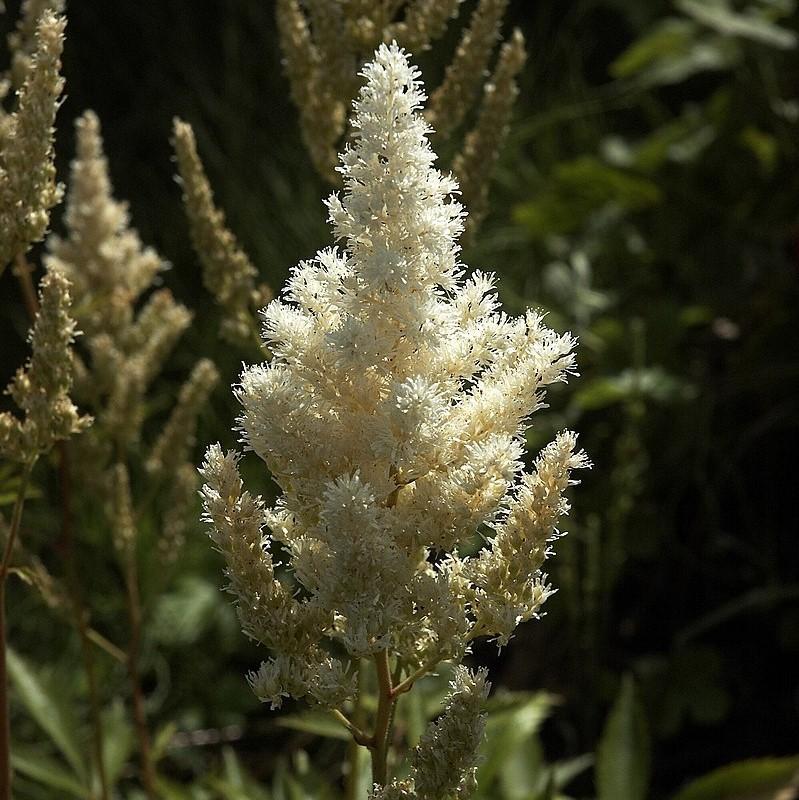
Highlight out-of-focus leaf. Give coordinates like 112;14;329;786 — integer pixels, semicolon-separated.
152;721;178;763
11;746;85;797
574;377;628;410
610;18;698;77
496;735;545;799
679;305;714;328
739;126;779;173
552;753;594;790
272;759;311;800
477;692;557;789
677;0;797;49
574;367;694;410
0;463;42;507
151;576;221;646
632;114;716;171
575;368;686;409
101;697;134;787
514;157;661;239
596;675;650;800
277;709;350;741
155;775;211;800
7;648;87;783
671;756;799;800
207;747;272;799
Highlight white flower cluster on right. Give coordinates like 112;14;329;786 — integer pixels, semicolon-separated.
201;42;589;713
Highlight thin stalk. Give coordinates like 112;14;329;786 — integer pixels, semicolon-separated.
0;460;35;800
58;445;109;800
14;256;109;799
86;629;126;664
370;649;395;788
332;708;369;747
123;557;156;799
391;659;438;699
344;660;364;800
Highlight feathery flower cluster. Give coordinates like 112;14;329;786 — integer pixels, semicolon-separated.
275;0;525;232
426;0;509;138
453;28;526;232
172;118;272;345
202;43;587;792
373;667;489;800
46;110;217;552
0;271;91;463
46;110;163;338
0;9;65;273
3;0;66;93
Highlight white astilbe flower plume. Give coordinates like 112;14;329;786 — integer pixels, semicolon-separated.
201;44;588;778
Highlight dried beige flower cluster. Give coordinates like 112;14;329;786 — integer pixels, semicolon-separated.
0;9;65;273
46;110;219;558
202;44;587;794
172;119;272;345
2;0;66;94
276;0;525;230
0;271;91;464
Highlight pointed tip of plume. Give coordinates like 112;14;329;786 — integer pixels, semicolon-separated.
0;7;66;271
410;666;490;800
172;116;264;345
0;269;92;462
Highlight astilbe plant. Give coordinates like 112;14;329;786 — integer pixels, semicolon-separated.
43;109;218;799
201;43;588;795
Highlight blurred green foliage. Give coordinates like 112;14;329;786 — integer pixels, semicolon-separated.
1;0;798;797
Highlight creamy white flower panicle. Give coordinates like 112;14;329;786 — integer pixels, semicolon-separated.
202;43;587;722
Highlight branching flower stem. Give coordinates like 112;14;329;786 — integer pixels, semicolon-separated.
13;268;110;799
370;649;396;787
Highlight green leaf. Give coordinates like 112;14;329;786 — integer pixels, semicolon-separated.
477;692;556;789
11;746;86;797
551;754;594;790
151;576;221;646
206;747;272;800
7;648;87;783
497;735;545;799
677;0;797;49
514;157;661;239
276;710;350;741
610;18;698;78
101;698;135;788
573;377;628;410
671;756;799;800
739;127;779;173
152;721;178;763
596;675;650;800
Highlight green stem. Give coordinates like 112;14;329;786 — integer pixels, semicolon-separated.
391;659;438;699
370;649;395;788
124;556;156;800
344;660;364;800
58;444;109;800
0;460;35;800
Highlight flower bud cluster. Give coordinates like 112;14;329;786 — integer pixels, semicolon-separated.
372;667;489;800
172;119;272;345
46;110;215;555
0;10;65;272
0;271;91;463
274;0;524;233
